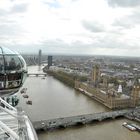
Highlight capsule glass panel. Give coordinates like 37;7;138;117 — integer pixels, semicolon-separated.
0;46;27;97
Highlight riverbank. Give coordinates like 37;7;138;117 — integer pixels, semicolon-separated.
43;67;87;88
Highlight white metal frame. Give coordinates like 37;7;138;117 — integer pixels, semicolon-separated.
0;97;38;140
0;97;20;139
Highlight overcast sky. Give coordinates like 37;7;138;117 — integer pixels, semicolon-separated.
0;0;140;56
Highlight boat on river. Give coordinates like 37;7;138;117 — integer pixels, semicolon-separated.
122;122;136;131
26;100;33;105
23;94;29;98
20;88;27;94
131;123;140;132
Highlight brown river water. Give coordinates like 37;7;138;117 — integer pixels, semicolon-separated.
18;66;140;140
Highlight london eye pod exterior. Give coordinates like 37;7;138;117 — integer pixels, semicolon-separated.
0;46;27;97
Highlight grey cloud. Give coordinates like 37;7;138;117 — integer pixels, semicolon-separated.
97;38;127;49
42;0;61;8
3;35;139;56
112;10;140;29
43;36;128;50
0;9;9;17
43;39;67;47
112;19;134;28
11;3;28;13
107;0;140;7
0;24;21;36
0;3;28;16
25;39;92;54
0;3;28;39
0;20;25;47
0;14;24;37
130;11;140;23
82;21;105;33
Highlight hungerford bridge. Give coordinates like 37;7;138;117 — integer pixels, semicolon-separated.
33;108;138;131
27;73;47;77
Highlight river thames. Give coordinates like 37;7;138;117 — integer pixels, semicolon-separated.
18;66;140;140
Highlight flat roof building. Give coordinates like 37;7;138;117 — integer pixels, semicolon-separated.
48;56;52;68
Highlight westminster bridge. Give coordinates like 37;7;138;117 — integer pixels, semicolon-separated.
33;108;136;131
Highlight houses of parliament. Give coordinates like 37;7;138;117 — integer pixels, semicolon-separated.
75;65;140;109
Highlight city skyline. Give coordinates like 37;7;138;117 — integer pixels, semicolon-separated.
0;0;140;56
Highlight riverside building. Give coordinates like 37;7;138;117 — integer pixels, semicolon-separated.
75;65;140;109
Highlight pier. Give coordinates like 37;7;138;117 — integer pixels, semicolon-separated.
33;109;133;131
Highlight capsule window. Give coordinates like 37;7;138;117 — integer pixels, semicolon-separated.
0;55;4;73
0;74;5;89
4;55;23;72
6;73;22;88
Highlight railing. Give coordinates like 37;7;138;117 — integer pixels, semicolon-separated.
0;97;38;140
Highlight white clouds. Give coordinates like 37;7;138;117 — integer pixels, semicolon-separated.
0;0;140;56
0;0;12;10
107;0;140;7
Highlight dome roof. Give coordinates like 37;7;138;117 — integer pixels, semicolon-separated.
0;46;27;97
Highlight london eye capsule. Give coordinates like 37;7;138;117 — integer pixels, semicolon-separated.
0;46;27;97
